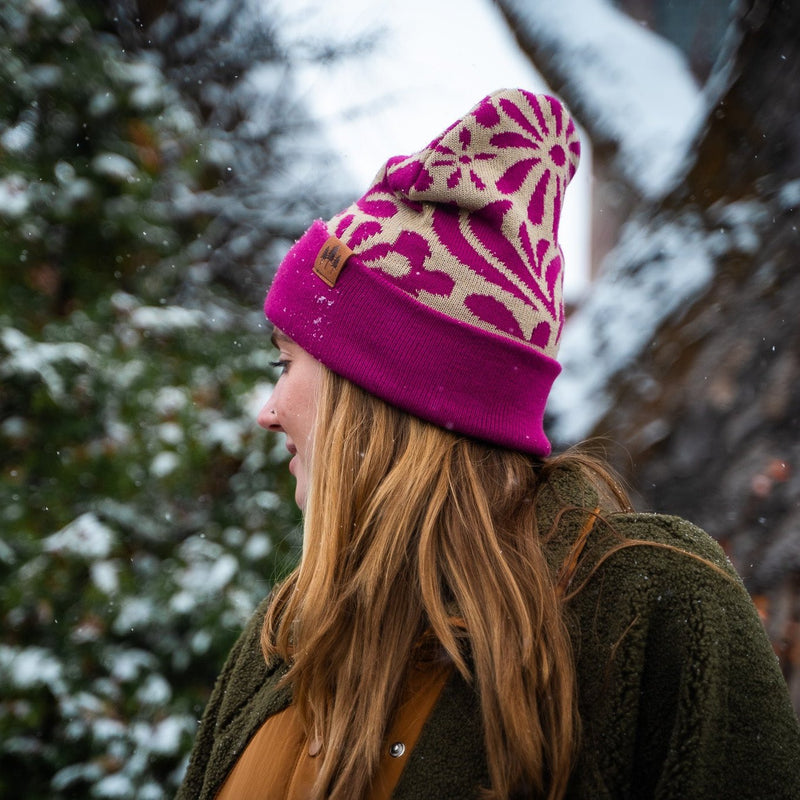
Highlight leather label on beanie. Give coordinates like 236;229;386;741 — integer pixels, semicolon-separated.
313;236;353;287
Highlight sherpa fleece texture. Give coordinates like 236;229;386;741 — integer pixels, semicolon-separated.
176;466;800;799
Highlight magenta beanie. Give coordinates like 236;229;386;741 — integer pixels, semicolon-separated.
264;89;580;456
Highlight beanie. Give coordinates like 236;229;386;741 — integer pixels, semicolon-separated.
264;89;580;456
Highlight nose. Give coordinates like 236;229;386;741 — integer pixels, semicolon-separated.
257;394;281;432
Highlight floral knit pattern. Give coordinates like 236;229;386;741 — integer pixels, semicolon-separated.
330;90;580;358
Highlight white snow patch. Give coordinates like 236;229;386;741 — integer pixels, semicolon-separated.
135;673;172;706
89;90;116;116
44;513;116;560
111;58;162;88
153;715;191;754
242;380;274;419
1;415;28;438
61;690;105;720
200;416;245;456
58;176;94;208
253;490;281;511
778;179;800;210
132;715;193;757
29;64;62;89
150;450;180;478
191;629;213;654
0;537;15;565
186;553;238;595
113;597;156;634
0;645;65;692
0;174;31;218
153;386;189;416
104;421;133;449
243;532;273;560
158;422;184;445
1;327;95;400
91;153;138;182
107;648;157;682
129;305;204;333
137;784;163;800
54;160;75;184
710;199;765;254
1;122;35;153
130;82;164;111
549;211;716;443
175;538;239;600
169;591;196;615
111;291;140;314
52;763;104;791
92;772;132;798
91;560;121;595
91;718;126;743
29;0;64;18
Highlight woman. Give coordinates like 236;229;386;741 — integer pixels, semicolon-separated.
177;90;800;799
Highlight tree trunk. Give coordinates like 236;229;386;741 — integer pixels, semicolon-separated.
499;0;800;708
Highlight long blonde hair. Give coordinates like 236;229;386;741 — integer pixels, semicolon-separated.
262;366;628;799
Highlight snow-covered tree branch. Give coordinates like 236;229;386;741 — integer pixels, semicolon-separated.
497;0;800;707
496;0;705;200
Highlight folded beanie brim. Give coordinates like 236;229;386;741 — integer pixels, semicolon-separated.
265;220;560;456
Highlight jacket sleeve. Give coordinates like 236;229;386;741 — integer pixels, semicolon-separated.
569;515;800;800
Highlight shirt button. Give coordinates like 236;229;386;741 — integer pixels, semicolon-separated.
389;741;406;758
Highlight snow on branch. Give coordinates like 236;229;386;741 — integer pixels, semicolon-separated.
548;210;716;443
498;0;705;199
548;196;765;445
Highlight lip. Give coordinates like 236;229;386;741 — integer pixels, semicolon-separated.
286;441;298;475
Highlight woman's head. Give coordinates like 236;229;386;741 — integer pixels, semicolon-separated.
263;89;580;458
259;90;586;799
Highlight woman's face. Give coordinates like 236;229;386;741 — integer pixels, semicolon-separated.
258;332;322;510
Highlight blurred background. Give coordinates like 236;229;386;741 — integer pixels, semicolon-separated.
1;0;799;796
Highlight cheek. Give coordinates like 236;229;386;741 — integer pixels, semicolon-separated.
300;370;322;442
299;398;318;448
278;384;316;446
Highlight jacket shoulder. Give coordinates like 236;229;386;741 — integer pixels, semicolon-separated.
566;509;736;587
565;512;800;798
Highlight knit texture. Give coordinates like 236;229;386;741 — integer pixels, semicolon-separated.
265;89;580;456
176;466;800;799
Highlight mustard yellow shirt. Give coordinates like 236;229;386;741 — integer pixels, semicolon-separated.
216;661;451;800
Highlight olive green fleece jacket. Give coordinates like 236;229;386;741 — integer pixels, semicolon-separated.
176;467;800;799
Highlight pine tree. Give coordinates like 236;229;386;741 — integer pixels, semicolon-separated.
0;0;345;795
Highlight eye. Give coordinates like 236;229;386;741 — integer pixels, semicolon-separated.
269;358;290;375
